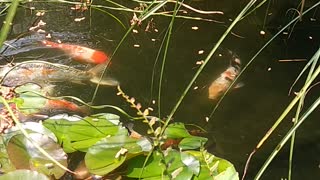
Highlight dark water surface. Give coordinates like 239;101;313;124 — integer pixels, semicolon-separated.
1;0;320;179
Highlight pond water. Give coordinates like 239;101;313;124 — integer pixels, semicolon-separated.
1;0;320;179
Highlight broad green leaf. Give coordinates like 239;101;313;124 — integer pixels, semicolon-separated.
85;134;141;175
0;170;49;180
4;122;57;143
187;150;239;180
164;123;191;139
126;149;188;179
14;83;49;114
43;113;128;152
180;152;200;176
6;133;67;179
178;136;207;150
0;138;15;173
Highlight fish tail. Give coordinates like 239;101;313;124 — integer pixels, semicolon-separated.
88;64;119;86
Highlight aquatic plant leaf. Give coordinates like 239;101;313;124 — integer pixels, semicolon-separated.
43;113;128;153
0;170;49;180
6;133;67;179
0;138;15;173
85;134;149;175
187;150;239;180
178;136;208;150
164;123;191;138
4;122;57;143
126;149;189;179
14;83;49;114
180;152;200;176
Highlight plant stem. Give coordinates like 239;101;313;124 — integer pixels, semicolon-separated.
0;0;20;49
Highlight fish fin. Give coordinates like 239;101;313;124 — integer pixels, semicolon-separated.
88;64;119;86
90;76;119;86
234;82;244;89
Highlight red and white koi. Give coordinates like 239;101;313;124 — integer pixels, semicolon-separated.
208;54;243;100
42;40;109;64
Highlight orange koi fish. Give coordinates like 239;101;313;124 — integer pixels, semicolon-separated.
42;40;108;64
0;60;119;87
208;54;243;100
42;99;90;117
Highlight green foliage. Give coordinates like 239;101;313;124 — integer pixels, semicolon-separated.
0;170;49;180
126;149;238;180
43;113;128;153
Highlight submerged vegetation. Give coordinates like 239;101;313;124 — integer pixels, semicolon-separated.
0;0;319;179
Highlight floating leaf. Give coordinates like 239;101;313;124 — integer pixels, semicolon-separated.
85;134;150;176
4;122;57;143
187;150;239;180
178;136;207;150
126;149;190;179
180;152;200;176
43;113;128;152
0;170;49;180
0;138;15;173
6;133;67;179
164;123;191;139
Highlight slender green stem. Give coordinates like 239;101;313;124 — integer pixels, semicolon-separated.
158;1;179;118
0;0;19;49
255;94;320;180
288;48;320;180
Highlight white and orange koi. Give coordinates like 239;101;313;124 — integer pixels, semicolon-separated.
208;55;243;100
0;61;118;87
42;40;108;64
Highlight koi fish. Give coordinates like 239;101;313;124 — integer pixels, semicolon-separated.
0;60;118;87
41;40;108;64
208;54;243;100
11;83;90;121
42;99;90;116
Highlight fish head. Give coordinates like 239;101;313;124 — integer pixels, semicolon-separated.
222;67;239;80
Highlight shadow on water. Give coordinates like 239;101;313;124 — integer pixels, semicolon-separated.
1;0;320;179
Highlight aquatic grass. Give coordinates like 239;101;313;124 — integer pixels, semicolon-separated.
255;69;320;179
288;44;320;180
237;2;320;179
0;96;74;174
157;0;181;118
0;0;19;49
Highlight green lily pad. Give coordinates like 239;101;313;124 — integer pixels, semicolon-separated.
6;133;67;179
187;150;239;180
85;134;152;176
164;123;191;139
0;170;49;180
126;149;194;179
178;136;207;150
43;113;128;153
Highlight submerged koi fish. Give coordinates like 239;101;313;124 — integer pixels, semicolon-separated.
208;54;243;100
42;99;90;116
0;61;118;87
41;40;108;64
